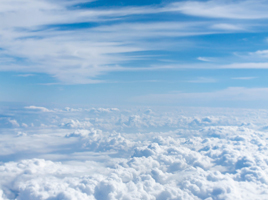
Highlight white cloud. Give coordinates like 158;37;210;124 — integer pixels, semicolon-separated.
249;50;268;58
169;0;268;19
16;74;35;77
232;77;256;80
61;119;92;128
187;77;217;83
1;105;268;199
211;23;245;31
25;106;53;112
197;57;211;62
87;107;120;114
21;123;28;128
65;128;101;138
132;87;268;107
8;119;20;127
0;0;266;84
153;62;268;70
1;123;268;199
221;62;268;69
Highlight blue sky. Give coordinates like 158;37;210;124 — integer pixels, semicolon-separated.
1;0;268;108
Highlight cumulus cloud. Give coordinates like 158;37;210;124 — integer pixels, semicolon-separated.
1;106;268;199
1;124;268;199
65;128;134;153
61;119;92;129
87;108;120;114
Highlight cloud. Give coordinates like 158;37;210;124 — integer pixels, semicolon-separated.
197;57;211;62
187;77;217;83
7;119;20;127
16;74;35;77
87;107;120;114
24;106;53;112
232;77;257;80
211;23;244;31
221;62;268;69
0;0;266;84
1;105;268;198
153;62;268;70
61;119;92;128
132;87;268;107
1;122;268;199
169;0;268;19
249;50;268;58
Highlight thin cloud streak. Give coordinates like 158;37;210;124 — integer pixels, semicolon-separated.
169;0;268;19
232;77;257;80
153;62;268;70
187;77;217;83
0;0;268;84
132;87;268;107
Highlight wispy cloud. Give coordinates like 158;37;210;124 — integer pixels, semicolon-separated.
169;0;268;19
197;57;212;62
25;106;54;112
133;87;268;107
249;50;268;58
210;23;245;31
232;77;257;80
220;62;268;69
187;77;217;83
152;62;268;70
0;0;267;84
17;74;35;77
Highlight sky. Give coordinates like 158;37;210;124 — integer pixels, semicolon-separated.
2;1;268;199
1;0;268;108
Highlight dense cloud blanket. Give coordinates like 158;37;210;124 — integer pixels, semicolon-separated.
0;106;268;199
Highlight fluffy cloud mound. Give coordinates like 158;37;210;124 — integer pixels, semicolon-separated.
65;128;134;152
0;106;268;199
61;120;93;129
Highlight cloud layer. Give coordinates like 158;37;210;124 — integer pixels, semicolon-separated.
1;105;268;199
1;0;268;84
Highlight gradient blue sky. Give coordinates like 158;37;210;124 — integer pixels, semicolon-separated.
1;0;268;108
